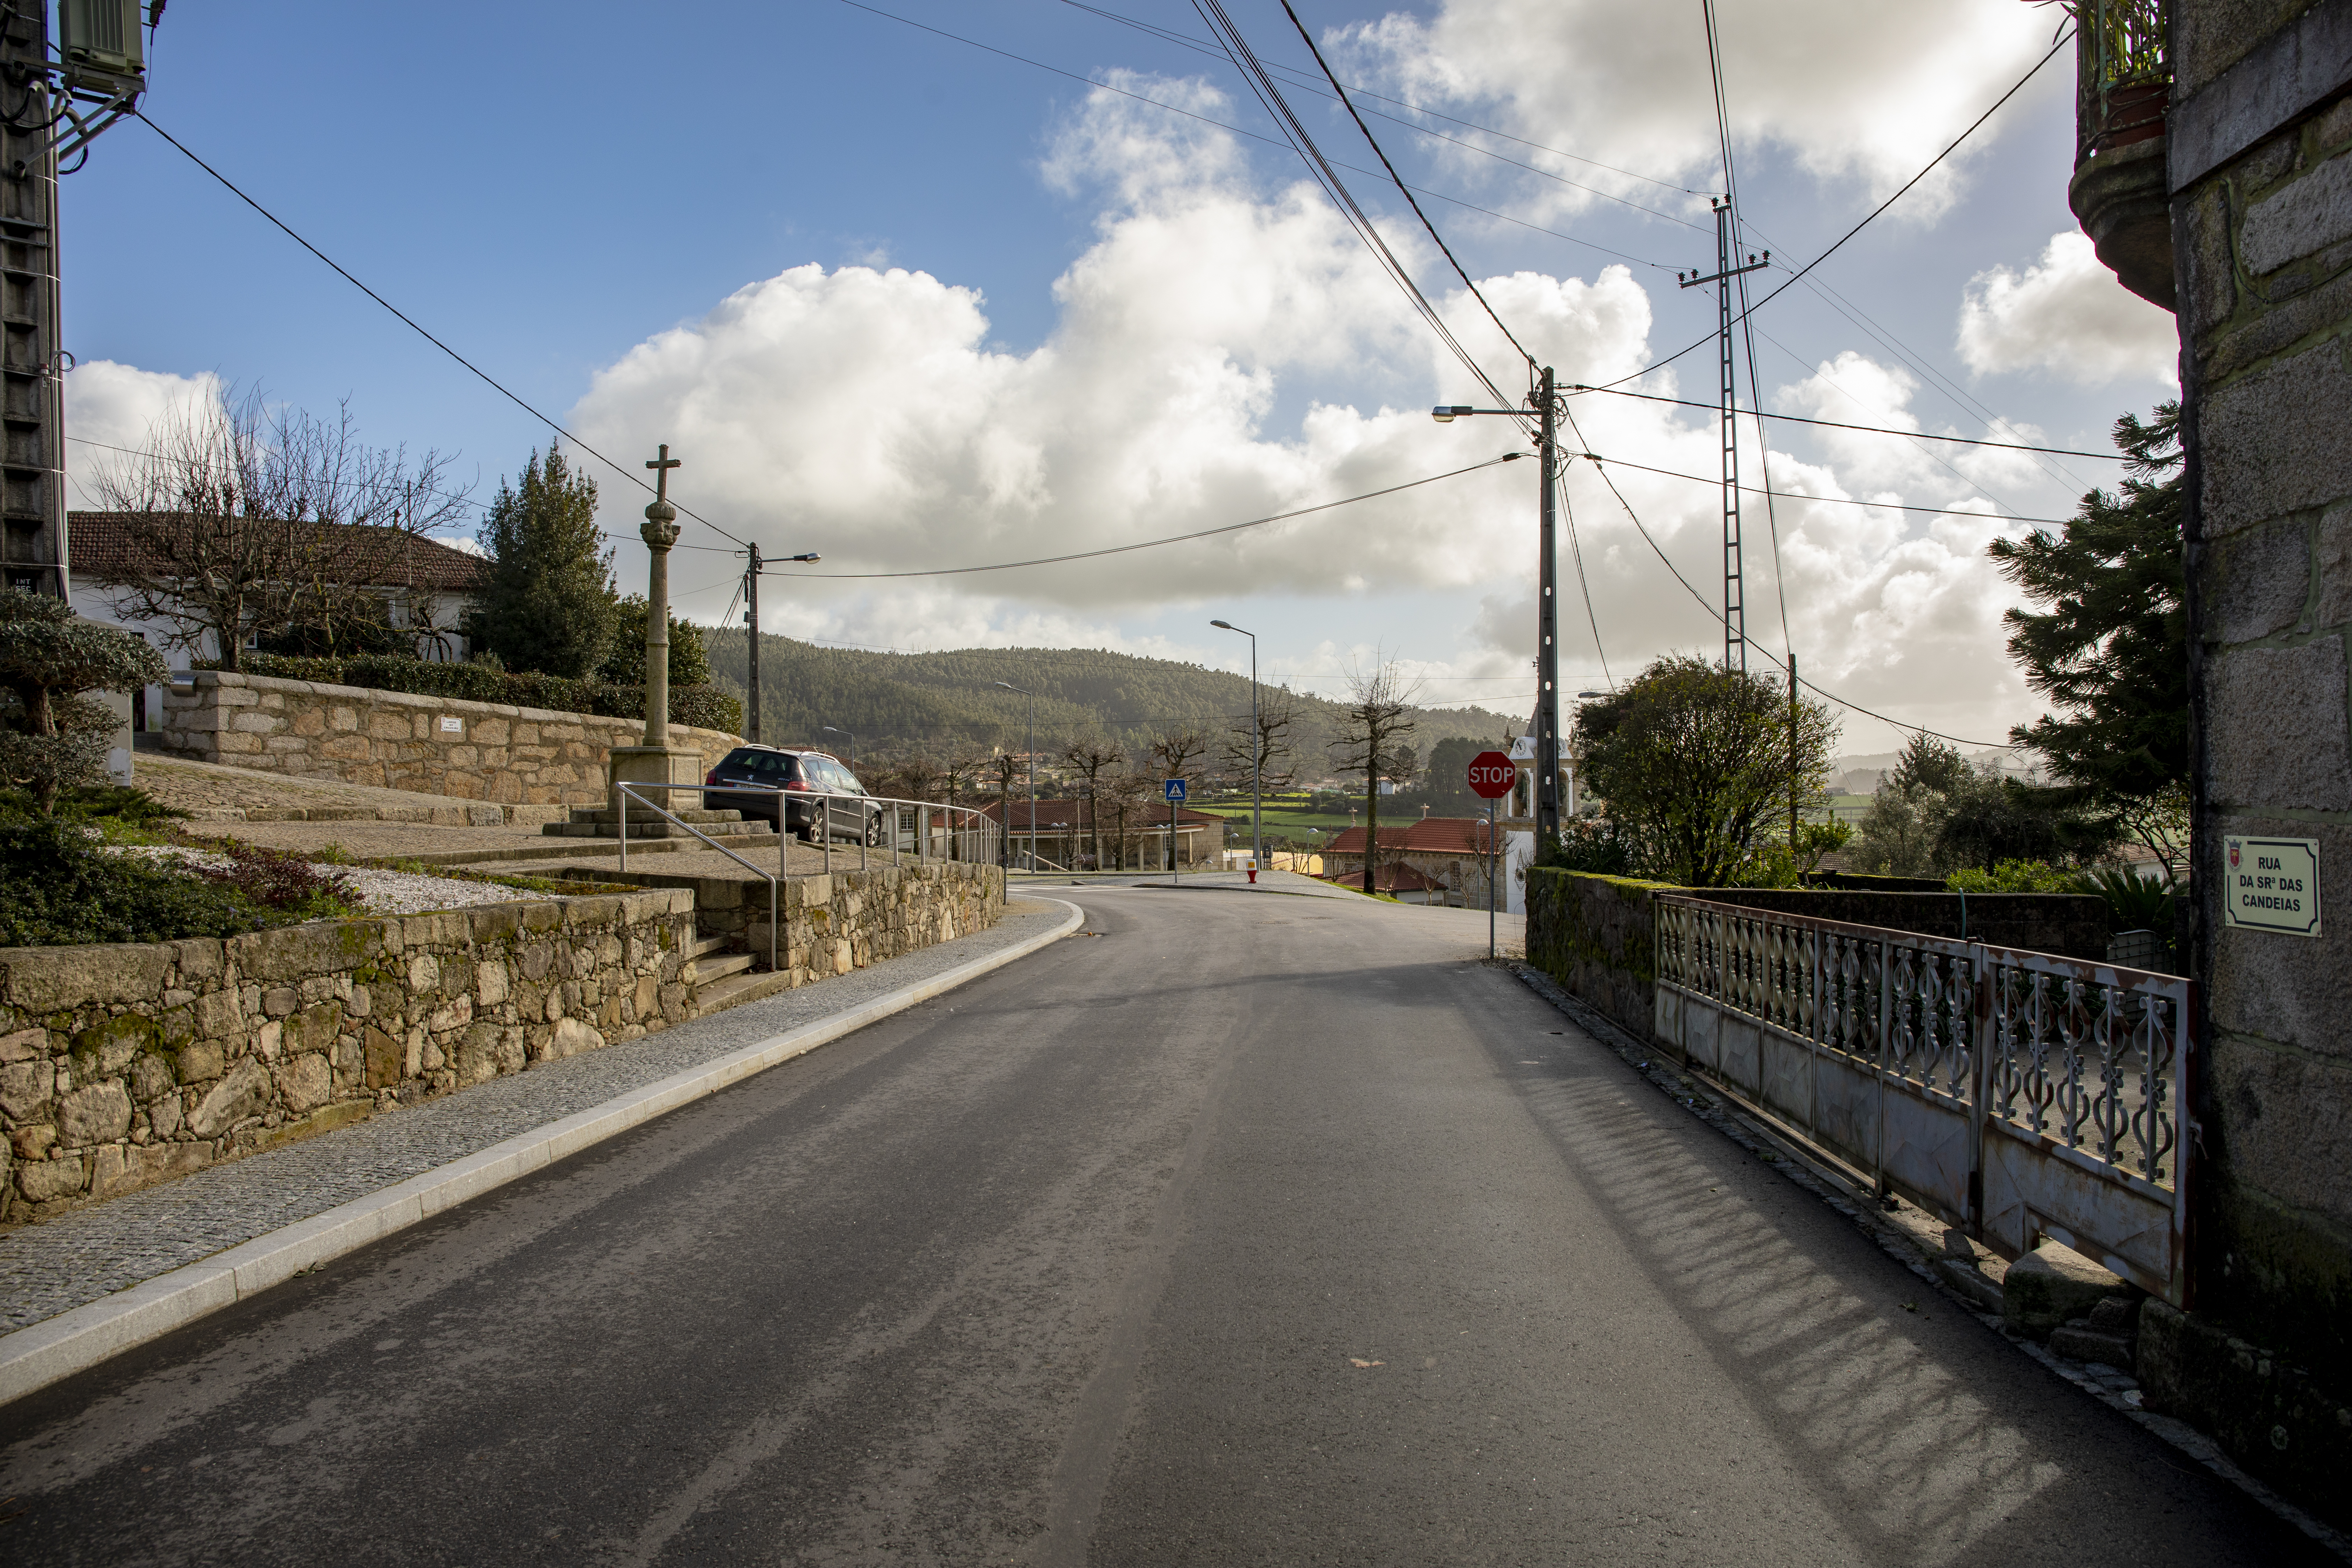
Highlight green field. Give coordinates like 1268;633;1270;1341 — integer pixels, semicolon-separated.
1196;805;1358;833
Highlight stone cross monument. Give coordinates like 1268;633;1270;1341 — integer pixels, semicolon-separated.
603;443;704;820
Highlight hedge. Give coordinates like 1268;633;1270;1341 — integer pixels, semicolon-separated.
200;653;743;735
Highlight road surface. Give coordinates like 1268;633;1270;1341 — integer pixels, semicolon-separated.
0;885;2319;1565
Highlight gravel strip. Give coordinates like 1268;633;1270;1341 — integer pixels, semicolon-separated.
0;903;1068;1334
112;846;558;915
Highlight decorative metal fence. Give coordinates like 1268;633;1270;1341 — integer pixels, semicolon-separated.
1653;895;2192;1305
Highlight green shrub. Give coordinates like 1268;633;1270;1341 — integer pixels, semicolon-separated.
1946;859;2083;894
0;819;272;945
2079;864;2174;929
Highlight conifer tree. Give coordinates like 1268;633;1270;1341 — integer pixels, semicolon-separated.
468;447;614;679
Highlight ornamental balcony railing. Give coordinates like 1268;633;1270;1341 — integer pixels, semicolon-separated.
2076;0;2170;163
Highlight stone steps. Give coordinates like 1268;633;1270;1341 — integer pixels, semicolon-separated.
689;967;801;1016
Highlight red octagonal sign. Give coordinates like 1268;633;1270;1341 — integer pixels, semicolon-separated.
1466;750;1516;800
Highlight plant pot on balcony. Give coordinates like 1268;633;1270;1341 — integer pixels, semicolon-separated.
2071;118;2176;312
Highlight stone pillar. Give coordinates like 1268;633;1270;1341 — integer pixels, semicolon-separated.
606;446;701;816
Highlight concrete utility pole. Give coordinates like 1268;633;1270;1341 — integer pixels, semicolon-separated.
741;542;816;747
745;542;761;744
0;2;154;599
1433;373;1562;837
1678;201;1769;673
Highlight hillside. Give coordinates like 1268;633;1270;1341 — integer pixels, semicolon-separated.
699;629;1518;779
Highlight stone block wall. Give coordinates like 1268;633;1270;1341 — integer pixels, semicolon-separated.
0;889;698;1225
590;861;1003;990
2165;0;2352;1510
160;671;740;807
1523;869;1667;1043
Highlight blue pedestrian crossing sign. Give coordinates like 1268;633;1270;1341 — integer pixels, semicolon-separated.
1164;778;1187;802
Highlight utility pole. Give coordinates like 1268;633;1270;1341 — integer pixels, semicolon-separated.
1678;201;1769;673
1788;652;1800;856
0;3;152;599
744;542;761;743
738;541;817;747
1535;366;1561;840
1431;377;1556;838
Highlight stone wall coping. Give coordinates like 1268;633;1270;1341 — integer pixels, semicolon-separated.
2171;0;2352;191
170;669;733;741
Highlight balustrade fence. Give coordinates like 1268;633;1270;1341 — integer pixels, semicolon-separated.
1653;894;2192;1305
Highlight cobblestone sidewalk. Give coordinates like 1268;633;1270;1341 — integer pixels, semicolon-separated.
0;902;1070;1336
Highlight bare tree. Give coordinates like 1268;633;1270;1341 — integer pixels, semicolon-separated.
1060;732;1124;870
1104;768;1154;870
1218;684;1299;793
82;388;472;672
1144;727;1211;870
1329;659;1421;895
991;751;1022;868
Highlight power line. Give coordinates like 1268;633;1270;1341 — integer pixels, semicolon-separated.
1577;450;2070;524
1190;0;1524;418
839;0;1679;273
1274;0;1538;373
1563;385;2120;459
1055;0;1707;201
1596;29;2075;393
1569;452;2017;748
752;454;1521;580
134;110;755;552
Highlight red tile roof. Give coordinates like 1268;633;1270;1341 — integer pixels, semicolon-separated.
1321;817;1503;856
68;512;487;593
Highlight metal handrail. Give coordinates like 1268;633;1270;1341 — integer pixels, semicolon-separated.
614;781;1004;975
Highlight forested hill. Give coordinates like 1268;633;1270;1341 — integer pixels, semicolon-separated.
699;629;1517;775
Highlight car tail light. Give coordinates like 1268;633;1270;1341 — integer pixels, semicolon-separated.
783;778;808;791
705;770;720;785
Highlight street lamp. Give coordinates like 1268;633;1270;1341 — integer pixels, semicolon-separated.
994;681;1035;872
1432;370;1566;841
741;545;820;745
1210;618;1261;875
821;724;855;774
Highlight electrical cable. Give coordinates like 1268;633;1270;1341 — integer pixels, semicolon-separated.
1568;450;2016;747
133;110;757;553
839;0;1678;272
754;453;1521;580
1275;0;1539;373
1576;450;2070;523
1560;385;2119;459
1055;0;1707;198
1554;465;1610;687
1593;28;2074;392
1188;0;1525;419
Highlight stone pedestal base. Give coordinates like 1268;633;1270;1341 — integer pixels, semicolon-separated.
607;745;706;818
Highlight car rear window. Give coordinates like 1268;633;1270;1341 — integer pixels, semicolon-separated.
722;749;796;776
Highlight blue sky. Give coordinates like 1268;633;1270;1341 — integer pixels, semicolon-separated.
61;1;2180;752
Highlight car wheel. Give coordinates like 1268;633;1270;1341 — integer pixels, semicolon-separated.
864;812;883;847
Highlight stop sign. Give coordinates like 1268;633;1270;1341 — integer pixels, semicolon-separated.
1466;750;1516;799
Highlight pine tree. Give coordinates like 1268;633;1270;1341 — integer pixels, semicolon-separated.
1988;403;2187;805
468;447;614;679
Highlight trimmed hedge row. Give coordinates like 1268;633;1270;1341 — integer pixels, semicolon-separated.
202;653;742;736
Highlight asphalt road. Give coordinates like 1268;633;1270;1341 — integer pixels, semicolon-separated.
0;886;2322;1566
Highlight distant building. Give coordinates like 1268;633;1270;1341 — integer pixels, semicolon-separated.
979;797;1226;871
1316;817;1507;908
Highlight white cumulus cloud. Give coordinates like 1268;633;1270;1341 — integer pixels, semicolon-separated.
1957;231;2179;385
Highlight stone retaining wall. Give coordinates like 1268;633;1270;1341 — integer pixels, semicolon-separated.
160;672;740;807
0;889;699;1225
589;861;1004;989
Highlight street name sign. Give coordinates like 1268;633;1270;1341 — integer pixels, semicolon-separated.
1164;778;1186;802
2223;835;2321;936
1467;751;1516;800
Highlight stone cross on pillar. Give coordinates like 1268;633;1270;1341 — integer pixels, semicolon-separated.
603;442;705;826
639;444;682;750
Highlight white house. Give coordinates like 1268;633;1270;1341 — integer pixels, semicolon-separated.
65;511;486;731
